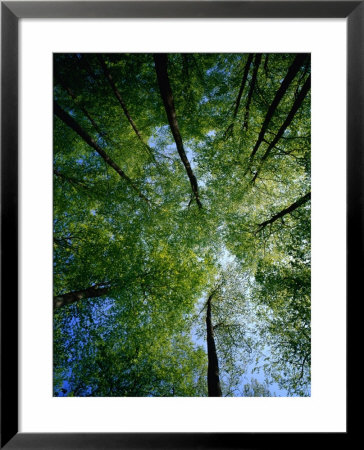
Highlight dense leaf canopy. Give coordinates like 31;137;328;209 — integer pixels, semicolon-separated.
54;53;311;397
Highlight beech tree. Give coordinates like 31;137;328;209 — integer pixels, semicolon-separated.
54;53;311;397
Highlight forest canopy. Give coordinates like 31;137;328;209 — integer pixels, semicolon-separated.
53;53;311;397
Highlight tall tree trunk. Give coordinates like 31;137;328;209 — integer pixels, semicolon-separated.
251;75;311;183
54;101;150;204
54;284;110;309
206;293;222;397
250;54;308;160
234;54;254;120
154;54;203;209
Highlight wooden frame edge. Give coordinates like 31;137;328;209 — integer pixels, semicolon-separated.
1;1;357;448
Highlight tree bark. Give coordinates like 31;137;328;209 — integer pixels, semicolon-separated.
54;101;150;204
250;54;308;159
242;53;262;131
154;54;203;209
257;192;311;232
251;75;311;183
206;293;222;397
54;284;110;309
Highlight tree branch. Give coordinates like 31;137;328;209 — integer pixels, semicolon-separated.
299;353;309;380
54;283;111;309
256;192;311;232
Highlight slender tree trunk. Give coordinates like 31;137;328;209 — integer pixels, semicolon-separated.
250;54;308;159
252;75;311;183
54;101;150;204
260;74;310;164
97;55;154;160
97;55;143;140
225;54;253;137
54;284;110;309
206;293;222;397
154;54;203;209
257;192;311;231
234;54;254;119
242;53;262;131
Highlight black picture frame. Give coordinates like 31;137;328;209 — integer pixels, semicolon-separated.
1;1;356;448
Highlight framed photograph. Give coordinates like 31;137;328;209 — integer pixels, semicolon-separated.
1;1;356;448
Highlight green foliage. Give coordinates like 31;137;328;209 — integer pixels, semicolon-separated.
54;53;311;397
